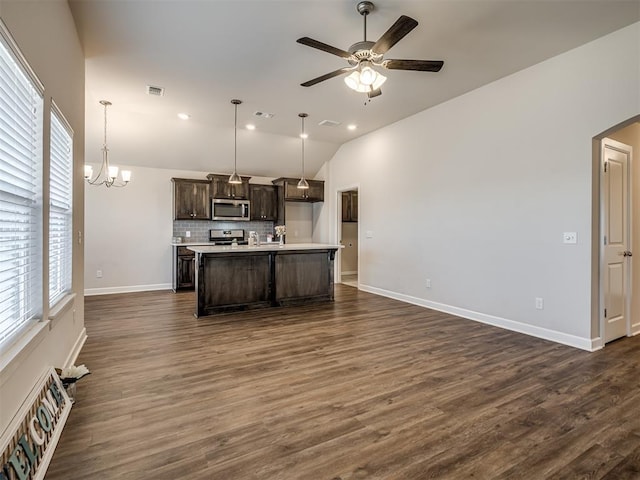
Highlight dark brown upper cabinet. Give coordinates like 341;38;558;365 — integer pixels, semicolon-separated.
172;178;211;220
342;190;358;222
250;184;278;221
272;177;324;202
208;173;251;199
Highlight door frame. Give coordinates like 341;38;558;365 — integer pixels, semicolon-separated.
599;137;633;345
336;184;360;286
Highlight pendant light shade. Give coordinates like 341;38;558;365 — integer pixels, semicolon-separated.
228;171;241;184
297;113;309;190
229;99;243;184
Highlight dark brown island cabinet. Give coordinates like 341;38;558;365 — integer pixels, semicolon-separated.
172;178;211;220
249;184;278;221
208;173;251;199
190;244;339;317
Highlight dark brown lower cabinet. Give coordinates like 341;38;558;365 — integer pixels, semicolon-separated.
195;247;337;317
173;247;195;291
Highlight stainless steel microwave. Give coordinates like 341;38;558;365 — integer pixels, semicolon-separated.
211;199;250;221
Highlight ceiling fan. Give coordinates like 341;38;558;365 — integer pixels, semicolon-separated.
297;1;444;99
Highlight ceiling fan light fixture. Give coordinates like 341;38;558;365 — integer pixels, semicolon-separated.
344;70;361;90
371;71;387;90
344;63;387;93
359;61;376;85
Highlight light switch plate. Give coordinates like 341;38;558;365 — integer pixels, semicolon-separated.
563;232;577;244
366;230;373;239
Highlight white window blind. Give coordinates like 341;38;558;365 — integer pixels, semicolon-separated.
0;22;43;347
49;104;73;306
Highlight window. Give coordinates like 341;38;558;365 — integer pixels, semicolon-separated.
49;104;73;306
0;22;44;347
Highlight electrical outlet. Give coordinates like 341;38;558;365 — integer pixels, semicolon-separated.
426;278;431;288
185;231;191;238
535;297;543;310
366;230;373;239
563;232;577;244
96;270;103;278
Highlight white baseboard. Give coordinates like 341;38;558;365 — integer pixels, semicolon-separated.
63;328;87;368
84;283;172;296
341;270;357;276
359;284;597;352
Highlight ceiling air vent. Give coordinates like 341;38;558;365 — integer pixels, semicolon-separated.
253;111;275;119
146;85;165;96
318;119;341;127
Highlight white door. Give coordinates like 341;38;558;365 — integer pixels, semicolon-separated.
601;138;632;343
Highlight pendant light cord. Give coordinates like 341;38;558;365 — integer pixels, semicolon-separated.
234;101;238;172
301;115;305;178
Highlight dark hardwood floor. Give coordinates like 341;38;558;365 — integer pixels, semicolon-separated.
45;286;640;479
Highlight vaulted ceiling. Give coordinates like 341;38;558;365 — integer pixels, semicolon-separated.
70;0;640;179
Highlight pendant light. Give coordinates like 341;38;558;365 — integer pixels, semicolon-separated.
297;113;309;189
84;100;131;188
228;99;242;184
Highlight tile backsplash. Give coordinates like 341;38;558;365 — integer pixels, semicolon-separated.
173;220;275;243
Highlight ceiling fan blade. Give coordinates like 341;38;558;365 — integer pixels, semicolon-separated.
382;59;444;72
300;67;353;87
371;15;418;55
297;37;353;59
367;88;382;99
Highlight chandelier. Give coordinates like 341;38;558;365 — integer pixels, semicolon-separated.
84;100;131;188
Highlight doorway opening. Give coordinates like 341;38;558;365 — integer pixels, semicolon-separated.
594;116;640;347
338;187;359;288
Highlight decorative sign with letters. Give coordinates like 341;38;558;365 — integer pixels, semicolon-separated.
0;367;72;480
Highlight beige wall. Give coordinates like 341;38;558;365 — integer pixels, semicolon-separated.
0;0;85;434
315;22;640;350
609;122;640;328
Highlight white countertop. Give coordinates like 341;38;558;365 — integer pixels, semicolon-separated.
172;241;217;247
187;243;341;253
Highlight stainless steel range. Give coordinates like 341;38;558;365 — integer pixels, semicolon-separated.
209;229;247;245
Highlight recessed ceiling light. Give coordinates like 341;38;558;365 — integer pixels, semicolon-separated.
347;124;357;130
299;133;309;139
177;113;190;120
246;124;256;130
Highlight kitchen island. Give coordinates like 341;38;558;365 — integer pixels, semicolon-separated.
188;243;340;317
